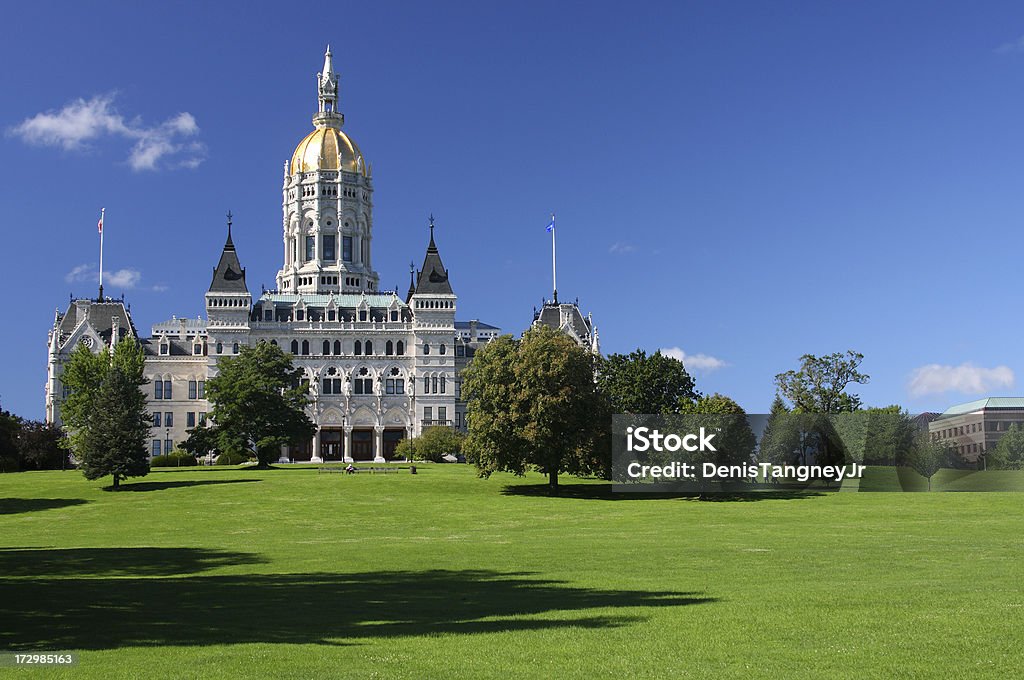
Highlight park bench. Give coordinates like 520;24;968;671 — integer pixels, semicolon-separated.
318;466;408;474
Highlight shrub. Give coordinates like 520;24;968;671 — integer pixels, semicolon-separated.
151;452;198;467
398;427;465;463
216;451;252;466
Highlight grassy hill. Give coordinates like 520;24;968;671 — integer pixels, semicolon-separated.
1;465;1022;678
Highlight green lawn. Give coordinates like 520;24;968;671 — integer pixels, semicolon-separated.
1;465;1022;679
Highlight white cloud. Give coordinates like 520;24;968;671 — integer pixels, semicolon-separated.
907;363;1015;398
104;269;141;289
9;94;204;171
995;35;1024;54
64;263;95;284
151;284;170;293
659;346;728;373
609;242;637;254
64;264;141;289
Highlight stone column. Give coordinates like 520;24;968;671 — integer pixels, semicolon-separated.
373;426;385;463
343;427;354;463
278;444;290;464
311;428;323;463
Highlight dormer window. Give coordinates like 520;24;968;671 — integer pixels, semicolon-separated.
160;342;169;356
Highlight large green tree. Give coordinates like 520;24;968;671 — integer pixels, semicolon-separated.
196;342;315;468
988;424;1024;470
17;420;66;471
61;340;151;487
774;350;869;413
395;426;465;463
0;405;21;473
682;393;757;469
597;350;698;414
463;326;609;489
78;365;151;488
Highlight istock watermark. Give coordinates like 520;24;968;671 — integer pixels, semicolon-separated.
611;413;1012;494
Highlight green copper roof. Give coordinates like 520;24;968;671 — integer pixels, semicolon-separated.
939;397;1024;417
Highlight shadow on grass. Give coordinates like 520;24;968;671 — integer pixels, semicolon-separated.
0;498;88;515
0;547;266;577
0;548;716;650
502;483;826;501
104;479;262;492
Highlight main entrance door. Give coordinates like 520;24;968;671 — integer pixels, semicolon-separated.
320;429;343;461
351;429;373;461
383;429;406;460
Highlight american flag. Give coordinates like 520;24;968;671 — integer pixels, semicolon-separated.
98;209;104;234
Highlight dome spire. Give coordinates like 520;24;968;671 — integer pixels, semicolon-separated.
314;45;342;128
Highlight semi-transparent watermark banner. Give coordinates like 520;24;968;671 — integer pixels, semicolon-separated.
612;413;1014;493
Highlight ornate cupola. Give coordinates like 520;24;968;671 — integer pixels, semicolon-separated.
277;46;378;296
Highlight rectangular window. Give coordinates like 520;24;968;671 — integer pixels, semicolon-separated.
456;412;462;429
155;381;163;400
440;376;446;394
323;378;333;395
165;438;173;454
199;412;207;425
153;412;162;428
424;407;432;424
396;379;404;395
332;378;342;394
198;381;205;399
424;376;430;394
165;412;174;428
189;380;197;400
305;235;315;261
163;380;172;400
362;378;373;394
439;407;447;424
386;379;396;395
323;235;336;260
355;379;364;395
152;440;161;457
343;236;353;262
187;412;196;428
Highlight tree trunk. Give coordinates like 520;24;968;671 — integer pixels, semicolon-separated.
112;475;120;490
548;470;558;491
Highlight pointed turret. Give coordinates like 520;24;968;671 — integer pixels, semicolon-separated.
414;215;453;295
209;211;248;293
315;44;342;124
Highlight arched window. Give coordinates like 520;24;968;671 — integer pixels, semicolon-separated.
301;340;309;356
440;343;447;355
397;341;405;356
290;340;299;354
323;340;330;355
440;375;446;393
365;341;373;355
432;376;438;393
216;342;223;354
423;376;430;393
333;340;341;355
270;339;278;346
354;340;362;356
232;343;239;354
386;340;394;356
423;344;430;355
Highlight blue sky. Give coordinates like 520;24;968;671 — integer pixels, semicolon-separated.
3;1;1024;419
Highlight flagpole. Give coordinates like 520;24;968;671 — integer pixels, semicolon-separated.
550;213;557;303
98;208;105;300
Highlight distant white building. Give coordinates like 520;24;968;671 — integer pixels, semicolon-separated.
46;47;499;463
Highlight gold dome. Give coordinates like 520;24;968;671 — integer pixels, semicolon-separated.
290;126;368;176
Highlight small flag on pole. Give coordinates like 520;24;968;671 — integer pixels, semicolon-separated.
98;210;104;234
545;215;555;232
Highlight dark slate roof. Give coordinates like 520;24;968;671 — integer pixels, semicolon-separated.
534;302;591;341
58;299;137;344
413;229;453;296
455;320;500;330
209;227;248;293
140;338;199;357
